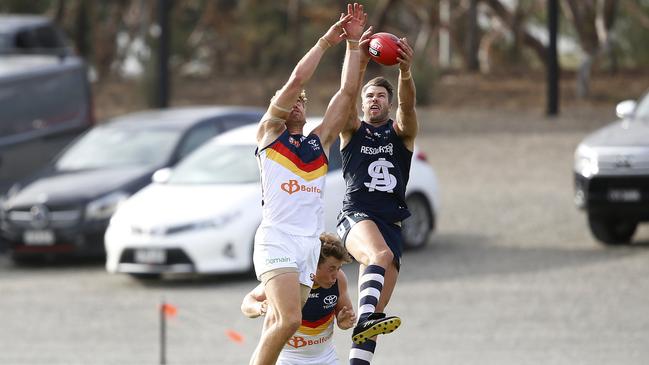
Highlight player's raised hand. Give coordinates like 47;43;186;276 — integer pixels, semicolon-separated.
397;37;414;71
358;26;374;63
322;13;353;46
343;3;367;41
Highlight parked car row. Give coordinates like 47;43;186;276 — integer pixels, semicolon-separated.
3;85;647;276
0;111;441;278
0;106;265;263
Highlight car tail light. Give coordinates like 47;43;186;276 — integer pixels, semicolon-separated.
416;151;428;162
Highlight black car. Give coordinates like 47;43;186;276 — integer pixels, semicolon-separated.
0;106;263;261
574;90;649;245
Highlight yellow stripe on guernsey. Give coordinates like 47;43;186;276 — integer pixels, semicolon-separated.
266;148;327;181
298;315;334;336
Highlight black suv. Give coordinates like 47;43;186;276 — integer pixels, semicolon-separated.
574;90;649;245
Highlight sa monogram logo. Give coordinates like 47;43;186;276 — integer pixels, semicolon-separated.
287;336;307;348
364;158;397;192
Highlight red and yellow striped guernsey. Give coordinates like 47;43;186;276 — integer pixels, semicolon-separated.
282;281;339;358
256;130;328;236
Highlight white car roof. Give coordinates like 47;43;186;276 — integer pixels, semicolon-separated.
213;118;323;145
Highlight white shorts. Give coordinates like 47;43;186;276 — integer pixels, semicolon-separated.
277;344;339;365
253;226;320;287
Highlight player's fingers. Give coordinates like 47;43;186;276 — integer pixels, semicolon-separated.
338;13;352;25
399;37;413;53
360;26;373;40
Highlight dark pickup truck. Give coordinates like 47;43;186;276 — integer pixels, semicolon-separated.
0;15;94;193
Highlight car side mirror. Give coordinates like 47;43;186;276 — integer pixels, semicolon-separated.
152;168;172;184
615;100;637;120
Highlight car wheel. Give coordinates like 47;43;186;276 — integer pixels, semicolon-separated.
402;193;435;250
588;215;637;245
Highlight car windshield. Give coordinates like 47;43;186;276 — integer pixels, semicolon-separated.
635;92;649;121
55;126;180;170
168;144;259;184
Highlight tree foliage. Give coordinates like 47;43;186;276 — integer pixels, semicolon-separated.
2;0;646;101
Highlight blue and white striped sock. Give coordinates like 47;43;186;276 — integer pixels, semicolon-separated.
357;264;385;322
349;339;376;364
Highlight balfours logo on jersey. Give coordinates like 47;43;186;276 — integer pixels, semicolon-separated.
286;334;332;348
281;179;322;195
364;158;397;192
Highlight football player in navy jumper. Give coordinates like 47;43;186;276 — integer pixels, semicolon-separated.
337;31;417;365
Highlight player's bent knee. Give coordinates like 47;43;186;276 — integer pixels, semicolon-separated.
371;248;394;267
278;314;301;334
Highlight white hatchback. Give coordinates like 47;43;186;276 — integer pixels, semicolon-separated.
105;121;440;277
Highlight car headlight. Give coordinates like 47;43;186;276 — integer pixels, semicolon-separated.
164;211;240;235
575;145;598;178
86;191;129;221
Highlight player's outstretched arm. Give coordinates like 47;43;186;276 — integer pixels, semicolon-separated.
241;284;268;319
313;3;366;151
339;25;373;149
256;13;353;149
394;37;418;150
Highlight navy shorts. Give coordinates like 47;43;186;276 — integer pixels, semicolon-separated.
336;211;403;270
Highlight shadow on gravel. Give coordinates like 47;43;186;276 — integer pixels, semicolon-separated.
398;232;644;283
2;255;105;268
125;271;258;289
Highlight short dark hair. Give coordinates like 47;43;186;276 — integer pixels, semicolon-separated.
319;233;352;265
362;76;394;103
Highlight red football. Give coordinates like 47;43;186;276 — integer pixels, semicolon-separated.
368;32;400;66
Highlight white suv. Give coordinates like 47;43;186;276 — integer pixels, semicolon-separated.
574;90;649;245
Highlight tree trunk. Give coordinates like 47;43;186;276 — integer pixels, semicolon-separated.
598;0;619;73
466;0;480;71
577;54;593;98
562;0;618;97
75;1;90;59
479;0;548;66
371;0;399;32
287;0;302;65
